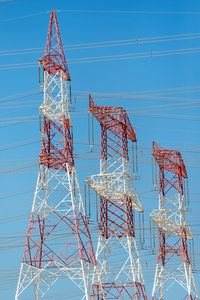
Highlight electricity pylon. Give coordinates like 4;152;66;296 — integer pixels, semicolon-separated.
151;141;198;300
15;10;96;299
86;94;147;299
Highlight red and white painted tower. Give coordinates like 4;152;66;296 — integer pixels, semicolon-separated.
151;141;198;299
86;95;147;299
15;11;96;299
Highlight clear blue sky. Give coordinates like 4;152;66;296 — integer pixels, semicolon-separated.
0;0;200;299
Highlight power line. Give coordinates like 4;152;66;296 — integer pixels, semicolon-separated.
1;46;200;70
1;32;200;56
0;11;50;24
1;9;200;26
56;9;200;15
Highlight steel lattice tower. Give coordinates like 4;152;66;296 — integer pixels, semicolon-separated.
15;11;96;299
151;141;198;299
85;95;147;299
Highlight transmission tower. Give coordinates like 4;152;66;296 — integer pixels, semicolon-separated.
151;141;198;299
15;11;96;299
85;94;147;299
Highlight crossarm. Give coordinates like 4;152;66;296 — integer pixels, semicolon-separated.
89;94;136;142
152;141;187;178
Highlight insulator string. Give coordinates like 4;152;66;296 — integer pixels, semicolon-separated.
154;159;157;189
39;113;41;134
70;84;72;104
188;239;192;265
184;179;188;211
88;111;93;151
152;221;155;253
132;141;135;175
38;63;40;86
42;67;44;86
88;111;91;150
84;184;87;217
187;178;190;208
133;210;135;231
152;156;154;189
96;192;99;222
135;141;138;177
142;211;145;247
71;127;74;151
88;185;91;219
150;219;152;252
139;211;141;246
92;114;94;150
192;239;195;268
184;180;187;208
73;178;76;197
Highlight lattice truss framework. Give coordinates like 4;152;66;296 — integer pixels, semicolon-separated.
85;95;147;299
151;141;198;300
15;10;96;300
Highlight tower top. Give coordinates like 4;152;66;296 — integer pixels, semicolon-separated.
152;141;187;178
39;10;71;81
89;94;137;142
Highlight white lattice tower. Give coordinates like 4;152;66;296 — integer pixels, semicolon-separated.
15;11;96;300
151;141;198;300
85;95;147;299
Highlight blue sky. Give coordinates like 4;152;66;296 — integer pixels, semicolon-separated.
0;0;200;299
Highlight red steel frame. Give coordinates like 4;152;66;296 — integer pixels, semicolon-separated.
16;11;96;299
22;9;95;270
24;9;95;270
90;282;147;299
39;116;74;172
151;141;198;300
89;94;137;239
88;94;147;299
39;10;71;81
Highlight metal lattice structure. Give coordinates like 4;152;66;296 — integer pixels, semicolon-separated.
151;141;198;300
15;11;96;299
85;94;147;299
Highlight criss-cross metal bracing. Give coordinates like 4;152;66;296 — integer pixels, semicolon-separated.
15;11;96;300
151;141;198;300
85;94;147;299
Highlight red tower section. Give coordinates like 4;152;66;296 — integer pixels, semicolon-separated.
86;95;147;299
151;141;198;299
39;10;71;81
89;94;138;238
39;116;74;171
15;11;96;300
